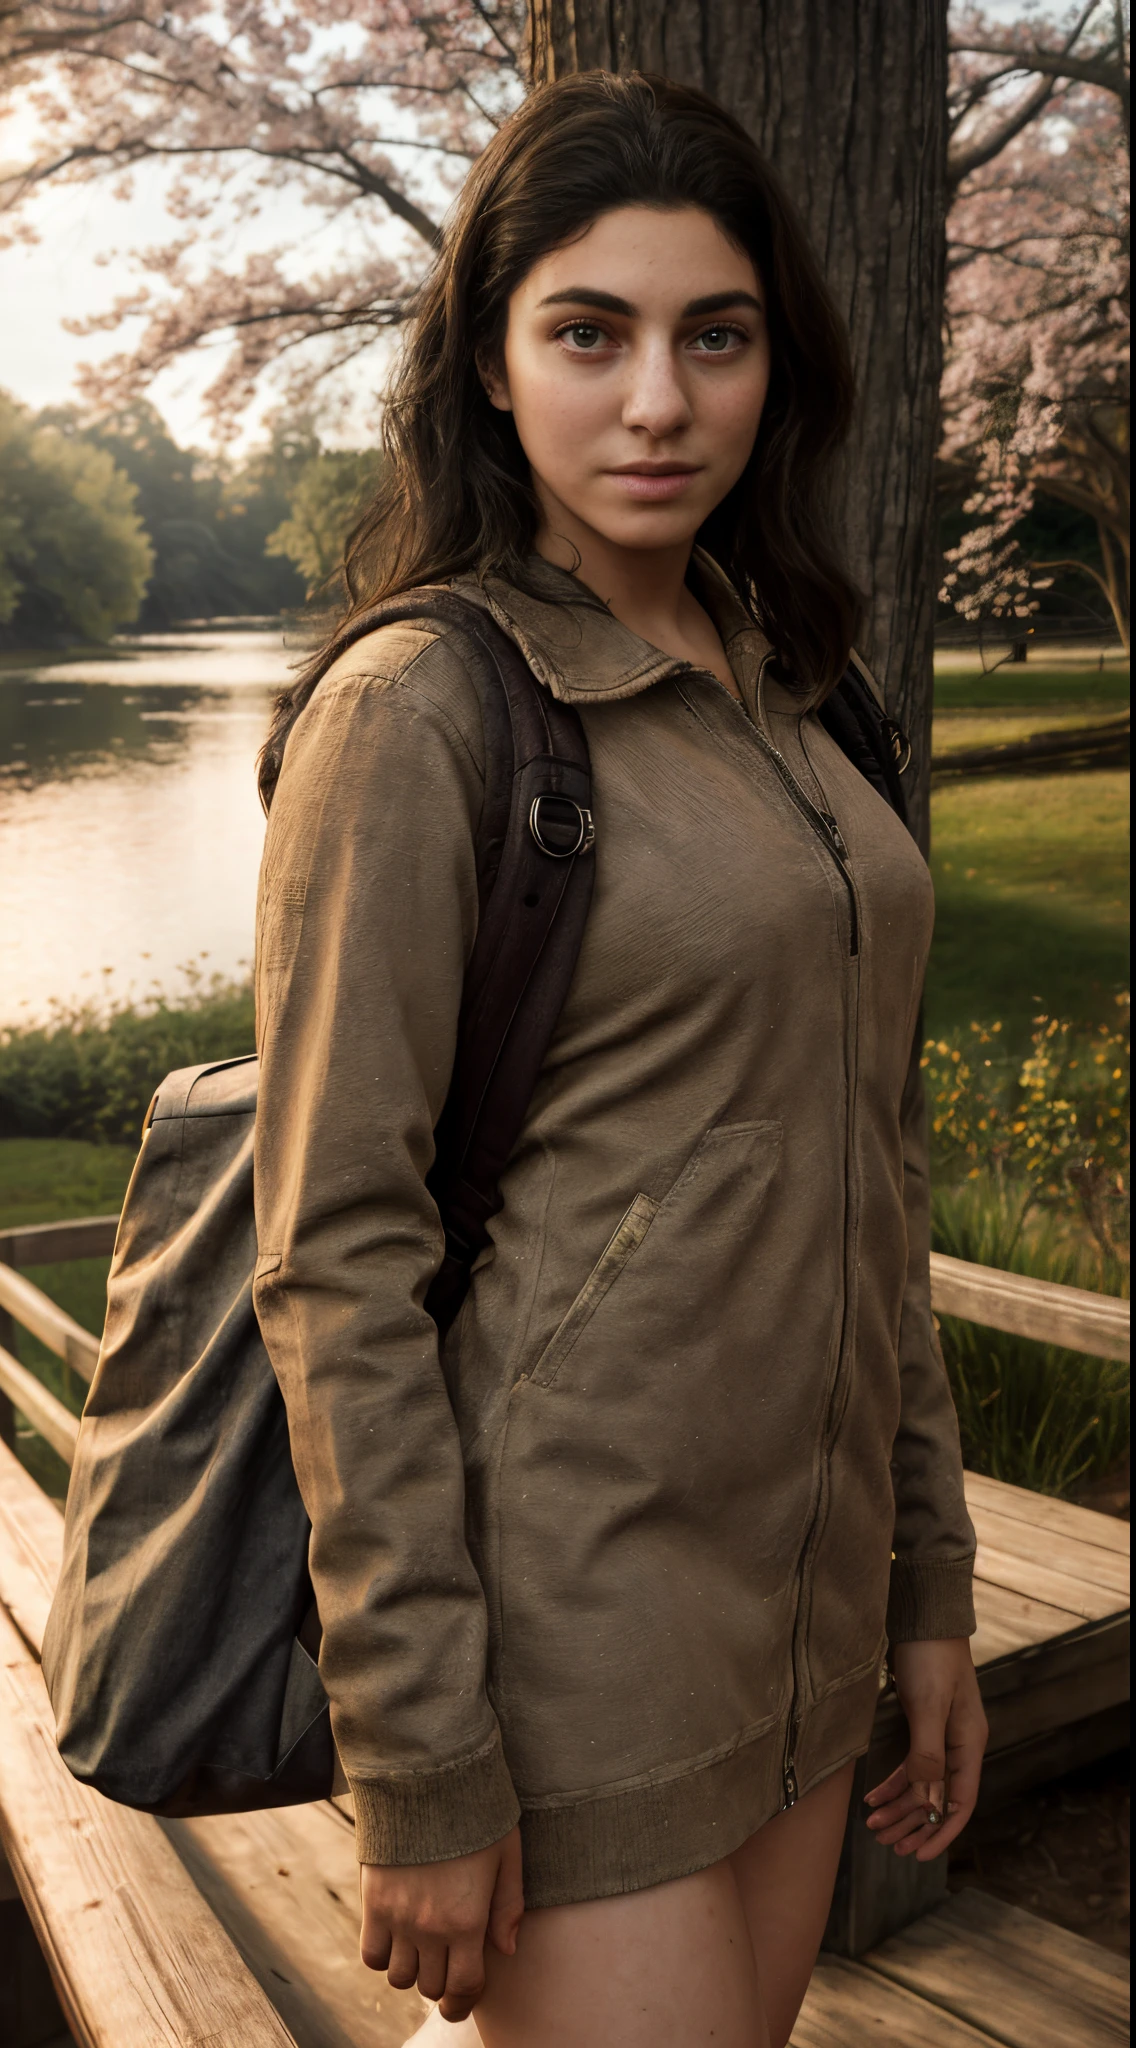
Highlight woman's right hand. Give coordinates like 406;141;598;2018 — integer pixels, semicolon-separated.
360;1825;524;2022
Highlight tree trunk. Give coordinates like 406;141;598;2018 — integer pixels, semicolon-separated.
529;0;948;848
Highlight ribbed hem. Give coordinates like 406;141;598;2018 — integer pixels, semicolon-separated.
887;1555;977;1642
349;1731;520;1866
519;1714;784;1910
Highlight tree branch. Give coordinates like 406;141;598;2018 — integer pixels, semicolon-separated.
949;72;1060;188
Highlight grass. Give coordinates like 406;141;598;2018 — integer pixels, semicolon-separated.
926;663;1129;1051
932;663;1129;711
0;1137;134;1498
932;1177;1129;1500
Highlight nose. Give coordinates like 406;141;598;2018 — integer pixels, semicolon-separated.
621;335;693;441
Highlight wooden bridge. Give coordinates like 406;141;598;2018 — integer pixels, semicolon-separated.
0;1217;1129;2048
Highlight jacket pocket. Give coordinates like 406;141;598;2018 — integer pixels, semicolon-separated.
529;1193;660;1389
527;1120;782;1392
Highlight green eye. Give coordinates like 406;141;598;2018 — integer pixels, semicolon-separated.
699;327;734;352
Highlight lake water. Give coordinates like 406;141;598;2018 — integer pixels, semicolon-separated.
1;629;296;1027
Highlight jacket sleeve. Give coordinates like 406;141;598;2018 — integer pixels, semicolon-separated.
252;627;521;1866
886;1025;978;1643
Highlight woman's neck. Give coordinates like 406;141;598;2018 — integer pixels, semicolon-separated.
534;506;738;696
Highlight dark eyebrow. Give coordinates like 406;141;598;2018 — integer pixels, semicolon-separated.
536;287;763;317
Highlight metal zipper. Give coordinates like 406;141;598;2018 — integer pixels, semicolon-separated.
687;662;862;1811
782;1711;800;1809
696;669;861;956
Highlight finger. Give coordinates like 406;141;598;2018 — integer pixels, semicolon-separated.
487;1832;526;1957
912;1806;970;1860
414;1939;449;2005
386;1937;420;1992
872;1803;938;1847
439;1936;487;2024
866;1782;933;1831
912;1756;984;1863
864;1763;908;1808
359;1921;393;1974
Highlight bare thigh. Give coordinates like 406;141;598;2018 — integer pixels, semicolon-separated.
472;1858;768;2048
729;1760;856;2048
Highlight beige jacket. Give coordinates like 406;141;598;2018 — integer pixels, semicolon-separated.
253;555;975;1908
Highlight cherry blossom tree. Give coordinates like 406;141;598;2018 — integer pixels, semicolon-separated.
0;0;524;426
941;5;1130;647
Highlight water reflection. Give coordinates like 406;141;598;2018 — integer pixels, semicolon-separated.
1;629;296;1025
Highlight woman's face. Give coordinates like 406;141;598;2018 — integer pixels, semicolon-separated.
484;205;772;560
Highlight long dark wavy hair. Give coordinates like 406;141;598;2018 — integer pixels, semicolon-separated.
259;70;859;807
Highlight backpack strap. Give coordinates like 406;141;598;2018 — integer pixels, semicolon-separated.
304;587;595;1333
817;653;912;829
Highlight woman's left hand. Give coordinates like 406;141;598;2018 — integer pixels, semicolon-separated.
864;1637;988;1861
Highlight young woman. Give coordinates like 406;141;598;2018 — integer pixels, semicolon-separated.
253;72;987;2048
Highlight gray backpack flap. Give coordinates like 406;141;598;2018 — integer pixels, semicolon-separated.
42;1055;331;1815
42;594;595;1817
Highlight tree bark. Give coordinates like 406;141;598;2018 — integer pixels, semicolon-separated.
529;0;948;848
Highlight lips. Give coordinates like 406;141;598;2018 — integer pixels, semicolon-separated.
606;466;701;501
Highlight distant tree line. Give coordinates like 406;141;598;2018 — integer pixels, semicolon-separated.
0;392;382;646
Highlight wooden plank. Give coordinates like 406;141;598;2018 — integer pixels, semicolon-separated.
984;1646;1130;1757
0;1346;79;1469
967;1574;1083;1655
931;1254;1129;1362
791;1951;998;2045
968;1501;1131;1599
974;1611;1130;1714
978;1702;1130;1809
942;1887;1128;2018
0;1265;100;1381
0;1219;120;1268
974;1541;1125;1624
864;1890;1128;2047
163;1801;428;2048
964;1470;1131;1556
0;1439;64;1656
0;1599;299;2048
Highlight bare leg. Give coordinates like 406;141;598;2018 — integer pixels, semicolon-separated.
403;1764;853;2047
471;1859;769;2048
729;1760;855;2048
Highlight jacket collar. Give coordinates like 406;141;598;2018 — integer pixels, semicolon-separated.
452;550;772;707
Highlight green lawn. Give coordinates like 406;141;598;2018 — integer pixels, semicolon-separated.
926;664;1129;1050
932;663;1129;712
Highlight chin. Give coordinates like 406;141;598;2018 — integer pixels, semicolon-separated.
590;508;707;551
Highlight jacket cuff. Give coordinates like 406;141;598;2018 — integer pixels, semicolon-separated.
887;1555;976;1643
348;1731;521;1867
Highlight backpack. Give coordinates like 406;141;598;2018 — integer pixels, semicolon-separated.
42;592;908;1819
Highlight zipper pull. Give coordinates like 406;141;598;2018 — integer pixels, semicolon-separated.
783;1758;799;1809
819;810;848;859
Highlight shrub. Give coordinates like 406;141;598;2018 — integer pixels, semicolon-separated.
0;970;255;1147
923;996;1130;1268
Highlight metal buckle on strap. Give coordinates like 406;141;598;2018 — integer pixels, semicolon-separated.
883;718;912;776
529;794;595;858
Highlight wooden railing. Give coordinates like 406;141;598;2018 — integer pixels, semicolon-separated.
0;1213;1129;1479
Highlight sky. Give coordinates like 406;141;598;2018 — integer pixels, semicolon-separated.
0;0;1079;453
